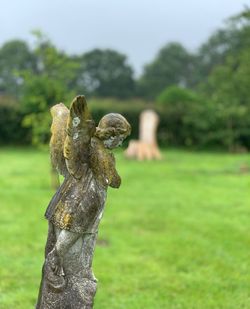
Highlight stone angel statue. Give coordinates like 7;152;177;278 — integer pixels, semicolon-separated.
36;95;131;309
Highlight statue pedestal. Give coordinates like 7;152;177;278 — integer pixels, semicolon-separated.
37;276;96;309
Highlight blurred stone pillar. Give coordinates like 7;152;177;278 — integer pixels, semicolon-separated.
125;109;162;160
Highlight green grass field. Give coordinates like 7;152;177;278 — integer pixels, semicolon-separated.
0;148;250;309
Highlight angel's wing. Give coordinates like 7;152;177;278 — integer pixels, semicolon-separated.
50;103;69;177
63;95;96;179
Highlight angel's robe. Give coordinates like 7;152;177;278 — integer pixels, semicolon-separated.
45;137;119;234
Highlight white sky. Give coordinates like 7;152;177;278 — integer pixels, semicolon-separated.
0;0;249;75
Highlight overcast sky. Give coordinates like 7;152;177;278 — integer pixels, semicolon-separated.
0;0;249;75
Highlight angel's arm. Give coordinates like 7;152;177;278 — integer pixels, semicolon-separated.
109;153;121;188
64;95;96;179
110;172;121;188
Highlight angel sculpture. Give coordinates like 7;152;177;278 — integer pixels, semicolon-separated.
36;95;131;309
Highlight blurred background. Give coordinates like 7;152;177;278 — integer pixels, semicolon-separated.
1;1;250;308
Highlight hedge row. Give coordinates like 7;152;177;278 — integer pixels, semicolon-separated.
90;98;250;151
0;97;30;145
1;97;250;151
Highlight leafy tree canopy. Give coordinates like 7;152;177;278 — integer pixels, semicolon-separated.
138;42;194;99
0;40;36;97
75;49;135;99
157;85;199;106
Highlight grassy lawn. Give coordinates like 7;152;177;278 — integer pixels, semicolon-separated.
0;147;250;309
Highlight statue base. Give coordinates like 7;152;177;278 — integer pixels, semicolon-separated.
36;273;97;309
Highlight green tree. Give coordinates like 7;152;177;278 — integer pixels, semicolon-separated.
156;86;210;146
204;48;250;149
193;29;238;86
157;85;199;105
21;32;79;145
193;7;250;88
0;40;36;97
75;49;135;99
138;43;194;99
199;8;250;150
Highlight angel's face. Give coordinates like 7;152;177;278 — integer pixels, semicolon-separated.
103;134;125;149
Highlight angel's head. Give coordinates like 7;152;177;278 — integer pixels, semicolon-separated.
95;113;131;149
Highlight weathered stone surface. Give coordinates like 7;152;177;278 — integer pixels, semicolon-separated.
36;95;131;308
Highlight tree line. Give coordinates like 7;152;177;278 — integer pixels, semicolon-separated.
1;8;250;150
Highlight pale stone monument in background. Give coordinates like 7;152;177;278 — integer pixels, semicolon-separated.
125;109;162;160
